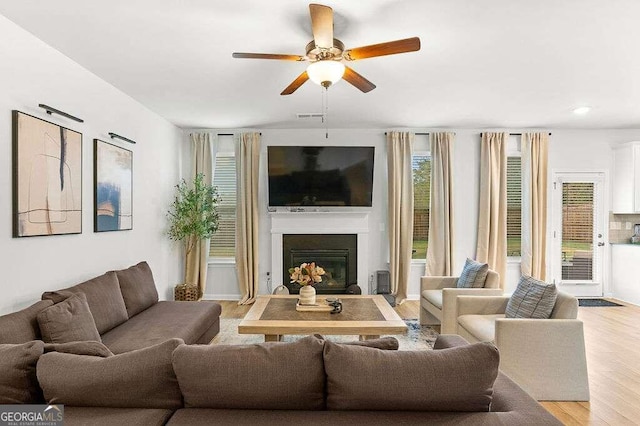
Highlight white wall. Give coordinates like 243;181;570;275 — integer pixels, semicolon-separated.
199;128;640;301
0;15;183;314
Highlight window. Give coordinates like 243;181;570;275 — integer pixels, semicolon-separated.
209;153;236;258
412;153;431;259
506;156;522;257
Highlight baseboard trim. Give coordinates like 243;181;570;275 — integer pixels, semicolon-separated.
203;294;241;301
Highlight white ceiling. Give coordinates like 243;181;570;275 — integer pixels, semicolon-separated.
1;0;640;130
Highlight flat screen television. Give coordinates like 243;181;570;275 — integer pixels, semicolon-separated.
268;146;375;207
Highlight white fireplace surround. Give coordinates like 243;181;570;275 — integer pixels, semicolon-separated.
270;211;370;294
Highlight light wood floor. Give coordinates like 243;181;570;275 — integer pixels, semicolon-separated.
215;298;640;425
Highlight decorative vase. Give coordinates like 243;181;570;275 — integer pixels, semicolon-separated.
298;285;316;305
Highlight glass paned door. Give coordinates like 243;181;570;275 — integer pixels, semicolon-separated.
561;183;594;281
552;173;605;297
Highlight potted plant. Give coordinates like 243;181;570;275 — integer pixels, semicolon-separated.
167;173;220;300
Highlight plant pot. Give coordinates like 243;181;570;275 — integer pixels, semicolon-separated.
174;283;200;301
298;285;316;305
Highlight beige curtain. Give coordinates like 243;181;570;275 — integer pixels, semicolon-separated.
521;133;549;280
236;132;261;305
186;133;216;299
476;132;508;286
426;132;455;276
387;131;414;304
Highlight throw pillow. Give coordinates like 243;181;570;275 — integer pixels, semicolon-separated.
115;261;159;318
37;338;183;409
172;335;325;410
457;258;489;288
43;341;113;357
42;271;129;334
37;293;102;343
505;275;558;319
323;341;499;412
313;334;399;350
0;341;45;403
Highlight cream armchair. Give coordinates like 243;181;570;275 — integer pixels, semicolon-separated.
419;270;501;333
455;292;589;401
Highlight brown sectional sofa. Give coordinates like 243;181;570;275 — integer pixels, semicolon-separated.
0;264;561;425
2;334;561;425
0;261;222;353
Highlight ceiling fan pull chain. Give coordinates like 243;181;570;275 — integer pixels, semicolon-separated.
324;86;329;139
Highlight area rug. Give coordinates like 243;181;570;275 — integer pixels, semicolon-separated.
578;298;623;307
211;318;438;350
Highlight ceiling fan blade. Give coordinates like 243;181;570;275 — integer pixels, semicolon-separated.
342;67;376;93
232;52;306;61
343;37;421;61
309;4;334;49
281;71;310;95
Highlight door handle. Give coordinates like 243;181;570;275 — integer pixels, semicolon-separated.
597;242;605;247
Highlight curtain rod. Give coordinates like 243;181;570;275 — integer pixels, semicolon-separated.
216;133;262;136
480;132;552;136
187;132;262;136
384;132;431;135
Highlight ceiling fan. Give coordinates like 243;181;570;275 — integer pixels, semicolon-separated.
232;3;421;95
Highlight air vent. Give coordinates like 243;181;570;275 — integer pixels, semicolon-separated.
296;113;325;119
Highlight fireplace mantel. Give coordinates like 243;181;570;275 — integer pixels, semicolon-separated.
270;212;370;294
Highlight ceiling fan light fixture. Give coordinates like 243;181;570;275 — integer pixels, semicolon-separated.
307;60;345;88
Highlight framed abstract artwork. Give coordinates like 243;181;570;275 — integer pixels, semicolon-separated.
12;111;83;237
94;139;133;232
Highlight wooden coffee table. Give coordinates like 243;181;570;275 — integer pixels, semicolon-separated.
238;295;407;342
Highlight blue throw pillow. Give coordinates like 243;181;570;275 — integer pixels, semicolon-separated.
457;258;489;288
505;276;558;319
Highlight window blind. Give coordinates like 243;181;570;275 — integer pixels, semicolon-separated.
561;182;594;281
412;154;430;259
210;154;236;258
506;156;522;257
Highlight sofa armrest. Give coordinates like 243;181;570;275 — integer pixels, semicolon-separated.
494;318;589;401
457;295;510;316
420;276;459;292
433;334;469;350
440;288;504;334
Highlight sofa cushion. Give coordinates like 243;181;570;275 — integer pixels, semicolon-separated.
44;341;113;357
172;335;325;410
505;276;558;319
37;338;183;409
457;314;504;342
0;341;45;403
323;341;499;412
322;335;399;350
433;334;471;349
0;300;53;344
37;293;102;343
165;408;544;425
457;258;489;288
42;271;129;334
64;407;174;426
421;289;443;309
115;261;159;318
100;301;221;354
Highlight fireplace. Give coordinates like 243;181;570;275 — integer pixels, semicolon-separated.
283;234;357;294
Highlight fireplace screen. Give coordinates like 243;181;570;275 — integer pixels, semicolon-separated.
283;234;357;295
289;249;348;294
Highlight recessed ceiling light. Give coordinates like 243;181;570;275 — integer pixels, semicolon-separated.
572;106;591;115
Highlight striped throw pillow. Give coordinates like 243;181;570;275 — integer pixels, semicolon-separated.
505;276;558;319
456;258;489;288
